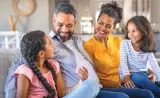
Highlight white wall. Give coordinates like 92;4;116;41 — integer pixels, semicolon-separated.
0;0;50;34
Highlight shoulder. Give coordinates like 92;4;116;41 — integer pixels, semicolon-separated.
120;39;130;46
84;37;95;46
109;35;123;43
47;59;60;74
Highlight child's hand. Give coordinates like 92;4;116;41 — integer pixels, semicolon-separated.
77;67;88;81
148;73;156;83
124;80;135;88
124;75;135;88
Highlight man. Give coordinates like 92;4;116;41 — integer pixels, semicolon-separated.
5;3;129;98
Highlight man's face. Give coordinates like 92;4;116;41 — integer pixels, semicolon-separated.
53;12;76;42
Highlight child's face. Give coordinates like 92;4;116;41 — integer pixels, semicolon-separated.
127;22;142;44
43;35;54;59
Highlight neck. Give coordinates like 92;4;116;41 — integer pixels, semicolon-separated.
132;42;141;52
94;34;108;43
35;59;45;68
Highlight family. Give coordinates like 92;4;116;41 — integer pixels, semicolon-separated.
4;1;160;98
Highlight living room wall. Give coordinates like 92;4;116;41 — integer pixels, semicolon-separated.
0;0;50;34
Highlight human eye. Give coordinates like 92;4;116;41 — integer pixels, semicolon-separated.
67;24;73;28
57;23;63;27
98;21;103;25
106;25;111;29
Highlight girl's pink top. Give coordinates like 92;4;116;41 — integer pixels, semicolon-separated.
14;59;59;98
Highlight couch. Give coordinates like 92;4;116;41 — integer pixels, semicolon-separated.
0;48;160;98
0;49;21;98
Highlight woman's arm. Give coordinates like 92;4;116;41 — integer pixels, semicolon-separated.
16;74;29;98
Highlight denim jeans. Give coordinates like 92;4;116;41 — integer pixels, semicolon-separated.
98;87;154;98
63;80;99;98
131;71;160;98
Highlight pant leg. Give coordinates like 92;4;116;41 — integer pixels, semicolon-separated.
131;72;160;97
96;89;129;98
63;80;99;98
101;88;154;98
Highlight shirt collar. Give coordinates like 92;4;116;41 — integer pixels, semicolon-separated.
49;30;61;40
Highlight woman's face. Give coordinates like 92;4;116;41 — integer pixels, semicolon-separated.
43;35;54;59
96;14;114;38
127;22;142;44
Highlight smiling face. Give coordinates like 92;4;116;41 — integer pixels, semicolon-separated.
96;14;114;39
53;12;76;42
127;22;142;44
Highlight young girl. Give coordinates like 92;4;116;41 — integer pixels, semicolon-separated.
119;16;160;97
14;30;98;98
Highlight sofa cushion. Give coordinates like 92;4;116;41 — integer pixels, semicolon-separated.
0;49;21;98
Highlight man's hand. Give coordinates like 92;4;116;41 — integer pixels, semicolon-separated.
77;67;88;81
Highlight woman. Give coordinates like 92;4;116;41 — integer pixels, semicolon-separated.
84;1;154;98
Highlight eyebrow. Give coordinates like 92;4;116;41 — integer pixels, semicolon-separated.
99;20;112;26
57;22;73;27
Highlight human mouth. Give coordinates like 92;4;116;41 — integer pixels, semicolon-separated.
59;32;69;37
98;29;108;35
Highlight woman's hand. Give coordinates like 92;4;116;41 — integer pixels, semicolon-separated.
124;75;135;88
78;67;88;81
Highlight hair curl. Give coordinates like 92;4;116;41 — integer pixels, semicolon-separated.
98;1;123;27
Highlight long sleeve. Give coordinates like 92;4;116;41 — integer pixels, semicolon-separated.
119;40;130;80
148;53;160;81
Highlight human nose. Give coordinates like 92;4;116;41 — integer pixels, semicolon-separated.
61;25;69;33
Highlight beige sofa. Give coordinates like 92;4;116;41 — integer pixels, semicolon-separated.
0;48;160;98
0;49;21;98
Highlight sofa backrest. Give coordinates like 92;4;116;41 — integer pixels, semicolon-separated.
0;49;21;98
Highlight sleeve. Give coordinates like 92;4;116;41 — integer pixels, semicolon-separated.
48;59;60;75
119;40;130;80
14;64;33;80
84;41;94;61
148;53;160;81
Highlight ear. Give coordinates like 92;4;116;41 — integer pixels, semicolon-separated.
74;20;77;25
53;17;56;25
38;51;45;58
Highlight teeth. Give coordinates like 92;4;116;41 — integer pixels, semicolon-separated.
99;30;105;34
60;32;68;36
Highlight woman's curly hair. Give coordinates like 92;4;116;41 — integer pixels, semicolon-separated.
20;30;57;98
98;1;123;27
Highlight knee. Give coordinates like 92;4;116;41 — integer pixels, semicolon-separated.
115;93;129;98
140;89;154;98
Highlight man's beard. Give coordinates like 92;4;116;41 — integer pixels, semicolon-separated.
58;31;73;42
